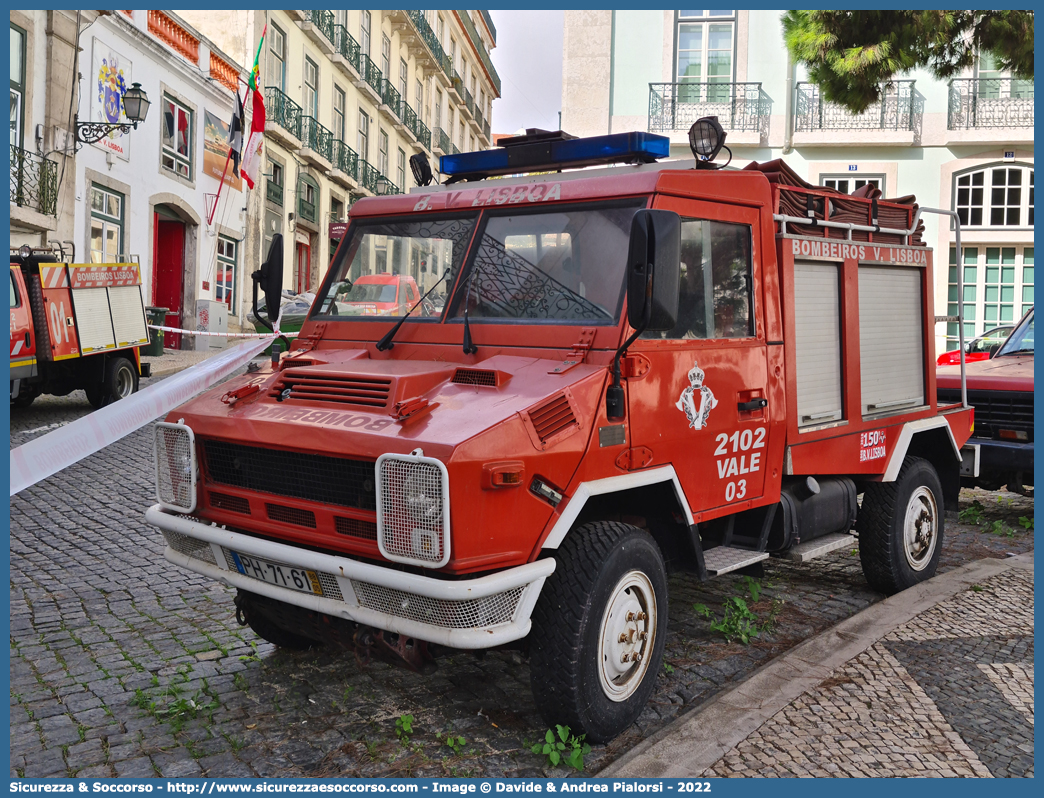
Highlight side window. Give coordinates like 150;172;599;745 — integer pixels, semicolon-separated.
10;271;21;308
644;218;753;340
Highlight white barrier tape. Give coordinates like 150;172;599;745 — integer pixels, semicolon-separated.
147;324;292;339
11;335;277;496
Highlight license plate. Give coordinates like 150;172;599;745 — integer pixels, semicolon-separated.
230;551;323;596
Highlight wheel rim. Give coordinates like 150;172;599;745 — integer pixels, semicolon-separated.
903;486;938;571
114;365;134;398
597;570;657;703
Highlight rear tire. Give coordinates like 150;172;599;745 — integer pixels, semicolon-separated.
235;591;322;651
859;456;944;595
87;356;138;408
529;521;668;743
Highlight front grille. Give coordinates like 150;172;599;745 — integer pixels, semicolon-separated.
155;423;196;512
527;393;579;443
201;439;376;510
163;530;217;565
210;492;250;514
335;516;378;541
221;547;345;602
350;581;524;629
452;368;497;386
269;368;391;407
266;503;317;528
937;389;1034;439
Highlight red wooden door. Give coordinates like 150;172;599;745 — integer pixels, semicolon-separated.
155;218;185;349
295;242;310;294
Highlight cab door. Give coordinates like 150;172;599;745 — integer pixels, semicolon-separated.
625;200;771;516
10;265;37;378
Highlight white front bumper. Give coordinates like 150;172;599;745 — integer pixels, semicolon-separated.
146;505;555;649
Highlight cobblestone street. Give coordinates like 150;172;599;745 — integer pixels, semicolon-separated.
9;378;1035;778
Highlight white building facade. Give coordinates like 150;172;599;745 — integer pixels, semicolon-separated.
562;10;1034;351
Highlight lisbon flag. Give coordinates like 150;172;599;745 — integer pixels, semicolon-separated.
241;88;265;189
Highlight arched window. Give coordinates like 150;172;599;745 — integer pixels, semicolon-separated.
954;164;1034;228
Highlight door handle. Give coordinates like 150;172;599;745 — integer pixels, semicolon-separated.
738;398;767;412
24;332;31;346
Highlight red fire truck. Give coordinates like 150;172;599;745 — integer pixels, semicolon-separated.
10;246;151;408
148;124;972;742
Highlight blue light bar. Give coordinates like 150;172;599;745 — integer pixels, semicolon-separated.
440;131;671;181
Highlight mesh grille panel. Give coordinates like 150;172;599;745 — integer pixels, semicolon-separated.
201;439;376;510
452;368;497;386
351;581;524;628
378;457;447;564
266;503;317;528
335;516;378;540
210;492;251;514
155;425;195;511
163;531;217;565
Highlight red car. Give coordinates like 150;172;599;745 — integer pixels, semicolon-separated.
936;324;1013;366
333;274;421;316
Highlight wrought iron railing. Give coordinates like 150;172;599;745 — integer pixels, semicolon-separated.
449;69;464;99
464;87;474;116
332;24;360;72
380;78;401;117
10;145;57;216
406;10;450;78
307;9;334;44
359;54;382;97
454;10;501;95
948;77;1034;129
264;86;302;139
300;116;333;162
266;178;283;206
482;119;490;140
400;101;417;135
413;118;431;151
298;194;316;223
475;107;484;131
648;82;766;134
434;127;451;154
332;139;359;181
359;159;380;193
451;143;460;155
794;80;916;131
478;11;496;42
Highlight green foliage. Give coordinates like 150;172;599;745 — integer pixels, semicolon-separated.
970;584;984;593
436;730;466;755
782;11;1034;113
694;578;782;645
988;520;1015;538
130;675;220;735
1018;516;1034;530
959;501;986;524
531;725;591;771
395;714;414;744
663;662;675;674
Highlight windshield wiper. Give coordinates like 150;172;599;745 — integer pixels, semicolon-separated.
461;262;482;355
375;270;451;351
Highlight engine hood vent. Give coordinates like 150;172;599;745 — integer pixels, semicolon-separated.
526;392;580;446
452;368;499;387
269;368;391;407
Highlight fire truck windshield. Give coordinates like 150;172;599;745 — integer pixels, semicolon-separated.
313;215;478;320
446;199;643;324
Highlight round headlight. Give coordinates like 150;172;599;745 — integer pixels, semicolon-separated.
688;116;726;162
405;470;441;523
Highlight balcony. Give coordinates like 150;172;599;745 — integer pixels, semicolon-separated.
482;119;491;141
649;82;767;146
404;10;450;81
265;178;283;206
399;101;419;143
947;77;1034;145
355;55;383;105
10;145;58;228
298;193;317;225
359;159;380;193
413;118;431;152
298;9;335;56
448;69;464;103
793;80;918;147
330;140;359;188
455;10;502;96
462;87;475;120
331;25;361;79
264;86;302;147
432;127;450;157
299;116;333;170
379;78;402;124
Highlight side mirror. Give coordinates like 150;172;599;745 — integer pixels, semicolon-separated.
988;343;1001;358
252;234;284;331
626;209;680;332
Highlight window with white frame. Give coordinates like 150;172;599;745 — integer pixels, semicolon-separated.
821;175;885;195
333;86;345;141
267;24;286;92
360;11;371;57
435;89;443;131
381;35;391;77
676;10;736;102
397;147;406;190
416;78;425;122
458;121;465;148
946;244;1035;347
955;164;1034;228
378;128;389;175
11;24;26;148
358;110;369;160
161;95;193;179
304;57;318;118
399;58;408;101
437;16;444;48
90;185;123;263
216;235;237;309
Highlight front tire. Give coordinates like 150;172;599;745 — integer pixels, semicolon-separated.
859;456;944;595
530;521;668;743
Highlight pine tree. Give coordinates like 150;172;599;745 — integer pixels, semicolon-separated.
782;11;1034;113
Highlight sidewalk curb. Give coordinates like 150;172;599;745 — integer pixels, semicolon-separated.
600;552;1034;778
